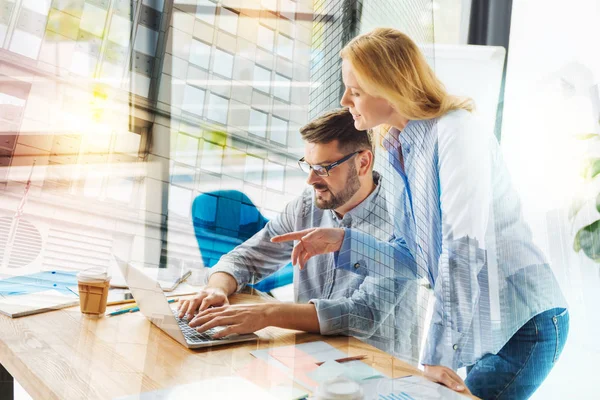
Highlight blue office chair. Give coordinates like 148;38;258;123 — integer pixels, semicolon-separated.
191;190;293;293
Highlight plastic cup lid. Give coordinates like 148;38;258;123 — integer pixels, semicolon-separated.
77;268;111;283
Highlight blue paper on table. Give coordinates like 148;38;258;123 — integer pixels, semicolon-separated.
307;360;384;385
341;360;384;382
0;271;79;297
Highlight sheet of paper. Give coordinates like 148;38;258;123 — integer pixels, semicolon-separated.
114;376;279;400
341;360;384;382
360;375;470;400
236;357;294;389
268;385;309;400
251;342;348;391
270;346;320;370
306;360;346;385
0;289;79;317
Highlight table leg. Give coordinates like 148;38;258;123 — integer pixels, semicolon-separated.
0;362;14;400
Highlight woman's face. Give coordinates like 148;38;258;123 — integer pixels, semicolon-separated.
340;59;395;130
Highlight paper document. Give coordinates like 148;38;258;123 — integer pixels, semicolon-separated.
114;376;279;400
0;289;79;318
307;360;384;385
251;341;386;392
360;375;470;400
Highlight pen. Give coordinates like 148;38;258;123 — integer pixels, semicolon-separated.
128;298;178;313
315;355;367;366
107;298;177;316
116;303;139;312
106;308;135;317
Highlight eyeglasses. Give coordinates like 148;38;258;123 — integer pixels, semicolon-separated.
297;151;361;177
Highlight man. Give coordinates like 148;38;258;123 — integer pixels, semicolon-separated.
179;108;419;362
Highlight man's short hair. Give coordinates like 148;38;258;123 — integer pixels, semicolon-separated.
299;108;373;155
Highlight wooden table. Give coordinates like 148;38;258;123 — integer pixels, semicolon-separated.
0;291;470;400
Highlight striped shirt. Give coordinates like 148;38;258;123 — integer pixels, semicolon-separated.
207;172;421;364
337;109;567;369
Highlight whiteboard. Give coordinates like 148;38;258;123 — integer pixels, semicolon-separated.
422;44;506;137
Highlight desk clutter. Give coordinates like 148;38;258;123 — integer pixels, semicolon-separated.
0;264;192;318
115;341;468;400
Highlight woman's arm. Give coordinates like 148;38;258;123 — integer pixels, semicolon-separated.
422;115;492;369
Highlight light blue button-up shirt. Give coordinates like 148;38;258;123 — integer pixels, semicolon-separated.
337;110;567;369
206;172;421;363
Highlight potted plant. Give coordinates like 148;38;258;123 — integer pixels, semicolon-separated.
571;131;600;262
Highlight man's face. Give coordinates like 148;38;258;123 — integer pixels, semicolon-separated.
303;140;361;210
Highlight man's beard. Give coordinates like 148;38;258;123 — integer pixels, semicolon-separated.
313;163;361;210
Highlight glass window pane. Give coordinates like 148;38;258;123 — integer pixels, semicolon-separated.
189;39;211;69
253;65;271;93
257;25;274;52
83;166;103;198
261;0;277;12
249;109;268;138
107;176;133;202
196;1;216;25
218;8;238;35
134;25;159;57
174;133;199;166
168;184;192;218
266;161;284;191
224;146;246;180
207;93;228;124
171;163;195;189
280;0;296;19
277;33;293;60
182;85;205;116
270;116;288;145
213;49;234;78
244;155;263;185
200;141;224;174
273;74;291;101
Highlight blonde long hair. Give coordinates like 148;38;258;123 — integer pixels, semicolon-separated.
340;28;473;125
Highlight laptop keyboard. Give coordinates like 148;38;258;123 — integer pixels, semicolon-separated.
172;309;228;344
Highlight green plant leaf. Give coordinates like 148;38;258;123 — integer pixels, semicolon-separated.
569;197;587;221
581;158;600;180
573;230;581;252
575;133;600;140
597;192;600;214
574;220;600;262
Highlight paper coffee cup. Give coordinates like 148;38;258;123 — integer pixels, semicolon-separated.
77;268;111;315
314;377;364;400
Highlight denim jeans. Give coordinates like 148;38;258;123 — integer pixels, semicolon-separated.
465;307;569;400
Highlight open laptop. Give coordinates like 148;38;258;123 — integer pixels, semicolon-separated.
115;257;258;349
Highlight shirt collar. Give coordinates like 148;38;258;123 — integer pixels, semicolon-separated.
383;120;423;155
330;171;382;226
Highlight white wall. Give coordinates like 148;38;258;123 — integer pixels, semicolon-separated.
501;1;600;398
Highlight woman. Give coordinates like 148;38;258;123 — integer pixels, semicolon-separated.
273;28;569;399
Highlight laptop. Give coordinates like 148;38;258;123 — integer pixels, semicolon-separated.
115;258;258;349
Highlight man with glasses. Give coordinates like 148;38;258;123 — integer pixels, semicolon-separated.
179;108;419;363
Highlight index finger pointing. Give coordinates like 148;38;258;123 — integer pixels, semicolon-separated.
271;228;315;243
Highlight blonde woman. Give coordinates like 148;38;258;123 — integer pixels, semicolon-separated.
273;28;569;399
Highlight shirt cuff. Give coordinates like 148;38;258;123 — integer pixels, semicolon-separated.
205;265;244;293
335;228;369;277
421;323;464;370
309;298;350;335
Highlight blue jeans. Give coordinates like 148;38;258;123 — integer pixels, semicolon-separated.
465;307;569;400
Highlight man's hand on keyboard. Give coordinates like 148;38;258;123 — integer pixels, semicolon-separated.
188;303;272;339
177;286;229;319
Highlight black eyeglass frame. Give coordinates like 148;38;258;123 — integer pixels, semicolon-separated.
297;151;362;177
